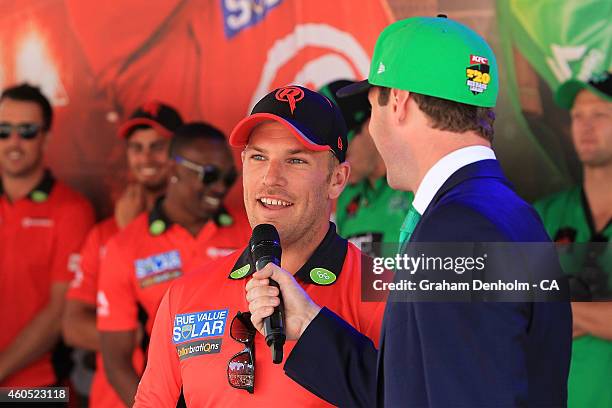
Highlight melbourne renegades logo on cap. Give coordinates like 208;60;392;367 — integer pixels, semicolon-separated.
466;54;491;95
142;101;161;117
275;86;304;114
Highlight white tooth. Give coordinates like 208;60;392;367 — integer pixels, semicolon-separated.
205;196;220;205
272;199;279;206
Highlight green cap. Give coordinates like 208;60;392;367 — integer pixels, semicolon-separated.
320;79;370;134
337;16;498;108
554;71;612;109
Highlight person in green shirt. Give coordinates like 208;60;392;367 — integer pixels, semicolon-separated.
534;72;612;408
320;79;414;257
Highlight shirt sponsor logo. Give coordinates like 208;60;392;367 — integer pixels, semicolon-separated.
135;250;182;278
97;291;110;317
206;247;238;259
176;338;222;360
139;270;182;288
173;309;229;344
68;254;83;288
221;0;282;39
21;217;54;228
135;250;183;287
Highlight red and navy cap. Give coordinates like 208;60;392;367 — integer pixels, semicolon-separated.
229;85;348;162
118;101;184;139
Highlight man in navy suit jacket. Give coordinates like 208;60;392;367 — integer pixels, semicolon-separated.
246;16;572;407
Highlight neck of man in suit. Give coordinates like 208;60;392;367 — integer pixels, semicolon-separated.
367;86;491;196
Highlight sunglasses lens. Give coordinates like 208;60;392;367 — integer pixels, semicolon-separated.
18;124;40;139
227;351;254;390
203;166;221;185
0;124;11;139
0;123;40;139
230;312;255;342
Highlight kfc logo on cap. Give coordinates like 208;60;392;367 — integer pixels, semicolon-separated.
470;55;488;65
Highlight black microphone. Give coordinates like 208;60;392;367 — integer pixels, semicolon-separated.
250;224;286;364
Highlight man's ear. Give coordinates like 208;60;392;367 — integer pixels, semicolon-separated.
41;131;50;150
328;161;350;200
241;149;247;164
391;89;411;123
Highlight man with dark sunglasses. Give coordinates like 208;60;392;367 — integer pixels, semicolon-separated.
97;122;251;406
133;86;385;407
62;101;183;407
0;84;95;389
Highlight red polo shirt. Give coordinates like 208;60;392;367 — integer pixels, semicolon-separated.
67;216;146;408
97;199;251;336
0;170;95;387
134;224;385;407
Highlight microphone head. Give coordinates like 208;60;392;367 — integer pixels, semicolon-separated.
250;224;281;261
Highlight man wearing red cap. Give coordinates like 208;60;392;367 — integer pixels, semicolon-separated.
62;101;183;407
133;86;385;407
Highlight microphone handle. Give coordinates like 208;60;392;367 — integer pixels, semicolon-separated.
256;256;286;364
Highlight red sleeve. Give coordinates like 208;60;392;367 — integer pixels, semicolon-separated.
97;236;138;331
134;286;182;407
66;224;101;304
51;199;95;284
354;247;386;347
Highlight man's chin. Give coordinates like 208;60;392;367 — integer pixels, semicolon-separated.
139;178;167;191
0;163;39;179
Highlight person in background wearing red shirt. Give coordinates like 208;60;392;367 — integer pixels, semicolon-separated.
62;102;183;407
98;122;251;406
0;84;95;389
133;86;385;407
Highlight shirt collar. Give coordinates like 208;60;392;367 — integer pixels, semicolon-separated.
412;146;496;215
228;222;348;286
0;169;55;203
147;196;236;236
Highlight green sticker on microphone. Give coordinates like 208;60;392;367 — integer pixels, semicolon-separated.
310;268;336;285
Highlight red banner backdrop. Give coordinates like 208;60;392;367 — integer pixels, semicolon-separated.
0;0;392;215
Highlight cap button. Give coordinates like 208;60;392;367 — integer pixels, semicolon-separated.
437;14;448;18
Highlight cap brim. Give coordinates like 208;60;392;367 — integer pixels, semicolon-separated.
118;118;173;139
229;113;330;154
336;79;371;98
554;80;585;109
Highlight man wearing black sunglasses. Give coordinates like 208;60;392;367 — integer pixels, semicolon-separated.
134;86;385;407
0;84;95;389
98;122;251;406
62;101;183;408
